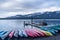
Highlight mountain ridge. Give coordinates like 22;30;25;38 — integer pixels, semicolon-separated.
5;11;60;19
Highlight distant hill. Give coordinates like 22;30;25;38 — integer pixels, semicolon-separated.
6;11;60;19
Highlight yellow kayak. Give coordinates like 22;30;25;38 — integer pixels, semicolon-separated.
44;31;53;36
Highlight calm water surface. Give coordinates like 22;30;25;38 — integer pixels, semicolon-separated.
0;19;60;31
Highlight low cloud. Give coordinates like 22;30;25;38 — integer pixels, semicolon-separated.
0;0;60;18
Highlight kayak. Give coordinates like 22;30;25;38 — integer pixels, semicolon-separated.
51;27;60;30
22;30;28;37
25;28;42;37
1;31;11;40
0;31;7;40
0;31;7;35
48;25;60;30
25;29;36;37
25;28;49;37
9;31;15;38
14;30;19;37
34;27;53;36
40;30;53;36
32;28;45;36
30;29;42;37
0;31;4;33
48;27;58;33
29;29;40;37
19;30;23;37
36;28;48;36
40;27;56;34
0;31;11;40
44;31;53;36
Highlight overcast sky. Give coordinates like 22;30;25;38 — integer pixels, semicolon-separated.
0;0;60;18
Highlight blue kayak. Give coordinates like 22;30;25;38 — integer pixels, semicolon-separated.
0;31;11;40
51;26;60;30
1;31;11;40
0;31;7;35
19;30;23;37
0;31;4;33
48;27;58;33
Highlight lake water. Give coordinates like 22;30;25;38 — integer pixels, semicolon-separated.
0;19;60;31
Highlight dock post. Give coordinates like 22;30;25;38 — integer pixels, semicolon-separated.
24;21;25;28
31;19;33;28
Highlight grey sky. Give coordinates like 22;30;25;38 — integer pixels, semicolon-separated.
0;0;60;18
